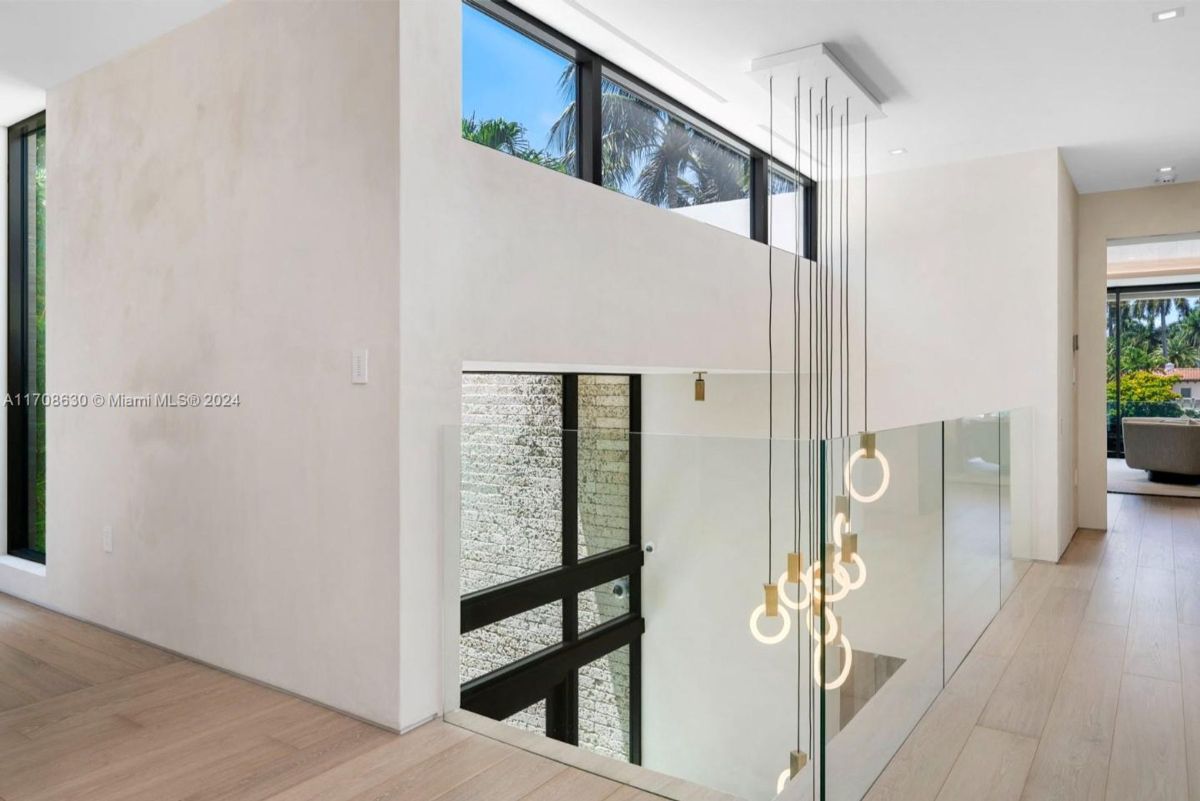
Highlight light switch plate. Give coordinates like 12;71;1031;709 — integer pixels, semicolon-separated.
352;348;369;385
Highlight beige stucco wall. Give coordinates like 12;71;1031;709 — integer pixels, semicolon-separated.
2;1;404;727
1077;180;1200;529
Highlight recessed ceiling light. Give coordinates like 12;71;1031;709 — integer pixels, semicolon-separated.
1154;7;1183;22
889;148;907;156
1159;165;1174;173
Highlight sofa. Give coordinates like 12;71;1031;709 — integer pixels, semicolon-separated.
1123;417;1200;483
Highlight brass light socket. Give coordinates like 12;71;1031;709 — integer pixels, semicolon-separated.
862;431;876;459
787;551;804;583
842;532;858;561
825;544;837;570
694;371;706;401
764;583;779;617
790;750;808;776
834;494;850;518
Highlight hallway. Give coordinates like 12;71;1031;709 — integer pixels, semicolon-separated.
867;492;1200;800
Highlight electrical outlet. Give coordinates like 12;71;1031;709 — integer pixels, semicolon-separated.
102;525;113;554
352;348;369;385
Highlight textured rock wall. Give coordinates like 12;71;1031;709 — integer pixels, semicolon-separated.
459;373;632;760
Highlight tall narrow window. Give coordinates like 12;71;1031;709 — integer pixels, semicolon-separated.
459;372;643;764
7;112;47;562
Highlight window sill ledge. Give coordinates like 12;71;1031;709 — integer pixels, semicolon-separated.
0;555;46;577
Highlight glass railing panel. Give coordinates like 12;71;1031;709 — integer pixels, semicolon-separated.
1000;408;1035;600
942;413;1002;680
445;410;1033;801
643;432;814;801
821;423;945;801
450;427;819;800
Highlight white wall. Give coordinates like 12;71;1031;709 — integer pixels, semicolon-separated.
1076;180;1200;529
1058;155;1079;550
0;1;403;728
867;149;1076;559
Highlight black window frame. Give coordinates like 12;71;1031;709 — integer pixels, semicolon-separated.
463;0;816;258
1105;279;1200;458
459;371;644;764
6;111;46;564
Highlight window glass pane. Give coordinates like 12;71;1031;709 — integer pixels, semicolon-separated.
461;373;562;594
600;76;750;237
769;165;805;255
578;645;631;761
31;129;45;555
502;698;547;736
461;3;576;175
577;375;630;560
578;575;630;633
459;600;563;684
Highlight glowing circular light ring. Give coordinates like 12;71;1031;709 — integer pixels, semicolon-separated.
844;448;891;504
804;602;840;645
749;603;792;645
842;553;867;590
777;769;790;795
776;570;812;611
821;558;853;603
813;633;854;689
832;512;849;547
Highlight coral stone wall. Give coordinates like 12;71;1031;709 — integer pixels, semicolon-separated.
459;373;633;760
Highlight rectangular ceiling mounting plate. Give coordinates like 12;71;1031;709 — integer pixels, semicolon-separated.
748;44;885;123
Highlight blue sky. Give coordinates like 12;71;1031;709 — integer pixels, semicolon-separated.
461;5;573;152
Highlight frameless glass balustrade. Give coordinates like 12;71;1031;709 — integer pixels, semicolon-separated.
442;407;1035;801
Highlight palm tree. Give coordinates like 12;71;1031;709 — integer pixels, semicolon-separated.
1168;329;1199;368
548;70;748;207
462;114;569;173
462;115;528;155
1175;308;1200;351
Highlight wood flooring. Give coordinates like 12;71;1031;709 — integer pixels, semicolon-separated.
867;493;1200;801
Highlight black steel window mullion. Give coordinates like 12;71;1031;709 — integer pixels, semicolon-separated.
628;375;643;764
461;615;644;721
750;153;768;244
560;374;580;743
804;181;818;262
460;546;643;633
578;55;603;185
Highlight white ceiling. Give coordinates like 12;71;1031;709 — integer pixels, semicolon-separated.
515;0;1200;194
0;0;224;126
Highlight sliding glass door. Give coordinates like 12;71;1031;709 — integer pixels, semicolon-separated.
1107;283;1200;457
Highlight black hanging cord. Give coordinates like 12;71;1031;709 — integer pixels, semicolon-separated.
767;75;774;585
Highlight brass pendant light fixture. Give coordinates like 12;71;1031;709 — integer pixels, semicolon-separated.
743;44;889;798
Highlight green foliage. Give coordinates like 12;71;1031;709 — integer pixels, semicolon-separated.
1107;370;1182;419
461;114;569;174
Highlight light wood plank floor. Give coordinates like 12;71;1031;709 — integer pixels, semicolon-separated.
868;492;1200;801
0;593;665;801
